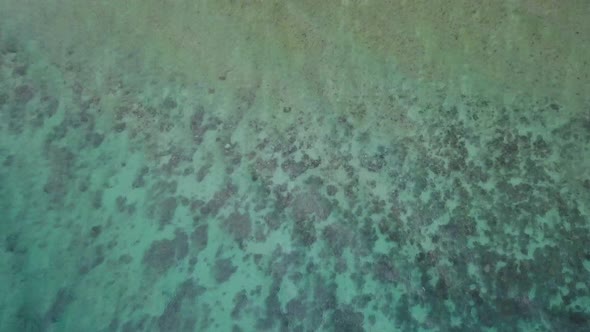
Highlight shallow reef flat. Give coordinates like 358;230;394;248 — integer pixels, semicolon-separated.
0;1;589;331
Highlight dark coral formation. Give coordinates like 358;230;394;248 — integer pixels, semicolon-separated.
143;230;189;274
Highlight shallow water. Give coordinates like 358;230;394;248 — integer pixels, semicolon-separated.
1;1;589;331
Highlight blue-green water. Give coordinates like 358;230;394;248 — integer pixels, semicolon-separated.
1;1;589;331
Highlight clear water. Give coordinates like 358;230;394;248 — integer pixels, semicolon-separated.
1;1;589;331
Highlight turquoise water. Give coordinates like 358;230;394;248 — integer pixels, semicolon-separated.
1;1;589;331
